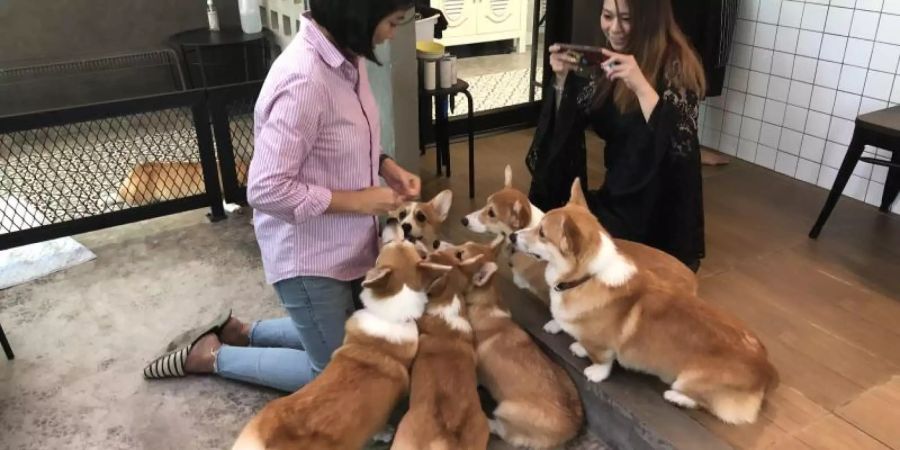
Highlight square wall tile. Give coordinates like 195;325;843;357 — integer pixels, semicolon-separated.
768;75;792;101
735;19;757;44
779;128;804;154
820;34;848;62
893;75;900;103
756;145;778;169
784;104;810;131
760;123;783;148
844;38;874;68
797;30;824;57
823;141;847;168
872;164;889;184
772;52;796;78
859;96;888;114
780;0;805;27
731;43;753;68
724;111;743;135
839;64;868;94
846;175;868;201
792;56;818;83
801;134;828;161
748;70;770;96
745;95;767;119
863;70;895;101
760;0;783;24
805;111;832;139
884;0;900;14
834;91;862;119
829;0;855;7
738;139;759;161
851;9;881;40
825;6;854;35
776;151;800;175
870;43;900;73
788;80;814;107
755;23;778;48
740;0;760;19
775;26;800;52
865;181;885;207
810;86;837;113
728;67;750;92
764;99;788;124
796;158;822;183
818;165;839;188
802;4;829;31
856;0;884;11
815;60;843;88
702;127;722;149
741;117;763;141
752;48;775;72
828;116;856;145
877;14;900;45
720;133;740;155
726;90;748;113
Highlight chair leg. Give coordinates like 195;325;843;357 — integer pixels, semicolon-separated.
464;90;475;199
810;133;865;238
0;322;13;360
880;150;900;213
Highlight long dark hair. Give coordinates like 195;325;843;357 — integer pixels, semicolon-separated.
596;0;706;112
310;0;414;64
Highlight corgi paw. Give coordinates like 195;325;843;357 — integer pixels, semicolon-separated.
584;362;613;383
664;390;698;409
488;419;505;436
543;320;562;334
371;424;395;443
569;342;588;358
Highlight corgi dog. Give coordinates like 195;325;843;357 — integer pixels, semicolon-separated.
509;179;778;425
389;189;453;251
391;248;490;450
447;237;584;449
231;221;452;450
462;165;698;312
99;160;249;213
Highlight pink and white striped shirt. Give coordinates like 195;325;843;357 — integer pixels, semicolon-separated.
248;14;381;285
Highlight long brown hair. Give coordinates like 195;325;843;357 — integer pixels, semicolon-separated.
595;0;706;113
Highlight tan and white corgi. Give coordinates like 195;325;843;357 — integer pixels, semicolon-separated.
389;189;453;251
462;165;698;312
99;160;249;213
448;237;584;449
231;221;452;450
390;248;490;450
510;179;778;425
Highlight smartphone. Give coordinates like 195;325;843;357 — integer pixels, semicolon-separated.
555;43;612;78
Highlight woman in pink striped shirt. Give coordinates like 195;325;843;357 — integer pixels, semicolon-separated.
143;0;419;392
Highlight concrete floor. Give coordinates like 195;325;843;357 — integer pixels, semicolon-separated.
0;161;606;447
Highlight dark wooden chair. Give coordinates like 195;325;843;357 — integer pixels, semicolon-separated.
810;105;900;238
1;321;12;360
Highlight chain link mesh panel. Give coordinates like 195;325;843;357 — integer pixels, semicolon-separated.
0;108;206;235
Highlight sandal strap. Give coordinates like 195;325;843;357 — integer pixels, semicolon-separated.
143;344;191;379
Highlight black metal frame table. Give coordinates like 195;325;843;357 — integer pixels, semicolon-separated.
169;27;272;89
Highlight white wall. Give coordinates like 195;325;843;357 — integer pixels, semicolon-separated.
698;0;900;215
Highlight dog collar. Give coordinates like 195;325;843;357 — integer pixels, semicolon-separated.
554;274;594;292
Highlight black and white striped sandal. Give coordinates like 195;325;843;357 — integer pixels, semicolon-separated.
142;308;232;380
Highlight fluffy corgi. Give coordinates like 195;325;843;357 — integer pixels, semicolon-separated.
99;160;249;212
462;165;698;312
449;237;584;449
391;248;490;450
389;189;453;250
231;221;452;450
510;179;778;425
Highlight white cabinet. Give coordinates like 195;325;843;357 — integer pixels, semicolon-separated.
431;0;530;52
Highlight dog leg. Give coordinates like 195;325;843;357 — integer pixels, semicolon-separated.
664;390;698;409
569;342;588;358
543;320;563;334
583;349;615;383
223;201;243;214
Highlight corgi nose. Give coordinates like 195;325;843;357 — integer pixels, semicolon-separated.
461;217;469;226
401;223;412;234
509;232;518;244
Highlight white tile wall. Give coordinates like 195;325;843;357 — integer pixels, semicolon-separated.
700;0;900;213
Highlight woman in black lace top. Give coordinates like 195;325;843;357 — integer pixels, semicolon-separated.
526;0;706;271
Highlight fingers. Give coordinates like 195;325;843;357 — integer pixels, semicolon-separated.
549;43;563;53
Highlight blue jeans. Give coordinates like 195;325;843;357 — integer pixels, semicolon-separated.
214;276;362;392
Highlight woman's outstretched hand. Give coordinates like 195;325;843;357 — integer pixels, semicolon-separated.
601;48;660;121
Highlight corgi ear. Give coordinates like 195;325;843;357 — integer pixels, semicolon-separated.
504;165;513;188
381;220;403;244
417;261;453;294
429;190;453;222
510;200;531;230
458;254;485;277
559;215;582;256
473;261;498;287
490;235;505;257
362;266;393;289
567;178;587;208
